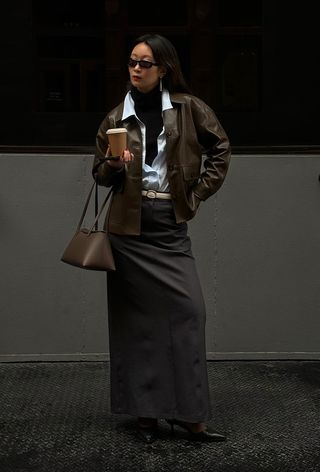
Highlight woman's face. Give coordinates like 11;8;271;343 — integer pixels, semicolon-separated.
128;42;165;93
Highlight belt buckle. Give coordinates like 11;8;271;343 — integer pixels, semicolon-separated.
146;190;157;199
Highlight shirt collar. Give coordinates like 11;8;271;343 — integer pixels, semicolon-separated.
122;88;173;121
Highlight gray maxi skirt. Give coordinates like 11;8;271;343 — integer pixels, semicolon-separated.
107;197;211;422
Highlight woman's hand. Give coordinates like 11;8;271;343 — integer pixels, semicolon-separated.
106;145;134;169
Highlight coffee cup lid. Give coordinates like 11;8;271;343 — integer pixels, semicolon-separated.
106;128;127;134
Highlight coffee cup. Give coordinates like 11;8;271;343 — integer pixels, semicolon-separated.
106;128;127;157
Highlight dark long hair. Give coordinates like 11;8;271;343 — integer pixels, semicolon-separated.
131;34;191;94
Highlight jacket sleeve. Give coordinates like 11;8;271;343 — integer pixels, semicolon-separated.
190;97;231;201
92;115;125;188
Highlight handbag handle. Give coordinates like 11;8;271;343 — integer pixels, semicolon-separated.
89;186;113;234
76;182;113;234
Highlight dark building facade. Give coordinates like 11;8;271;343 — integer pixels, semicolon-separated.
1;0;319;150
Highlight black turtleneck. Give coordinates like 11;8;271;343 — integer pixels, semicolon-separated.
131;86;163;167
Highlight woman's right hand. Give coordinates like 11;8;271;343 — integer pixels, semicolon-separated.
106;145;134;169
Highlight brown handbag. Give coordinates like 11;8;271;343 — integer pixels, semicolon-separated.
61;182;115;271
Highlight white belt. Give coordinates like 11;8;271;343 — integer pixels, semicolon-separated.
141;190;172;200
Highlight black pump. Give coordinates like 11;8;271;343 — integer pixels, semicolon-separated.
165;419;226;442
137;419;158;444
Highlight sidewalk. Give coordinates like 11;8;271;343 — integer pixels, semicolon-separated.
0;361;319;472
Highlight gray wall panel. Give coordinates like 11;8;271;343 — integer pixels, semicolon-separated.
0;154;109;360
189;155;320;358
1;153;319;361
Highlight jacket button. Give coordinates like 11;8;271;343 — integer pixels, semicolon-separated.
168;165;174;171
166;131;172;137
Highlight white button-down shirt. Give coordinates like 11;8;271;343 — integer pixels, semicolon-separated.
122;89;173;192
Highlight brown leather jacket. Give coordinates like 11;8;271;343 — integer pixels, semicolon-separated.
93;93;231;235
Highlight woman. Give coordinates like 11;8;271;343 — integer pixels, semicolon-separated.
93;34;231;443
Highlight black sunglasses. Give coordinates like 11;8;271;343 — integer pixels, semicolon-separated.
128;58;159;69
